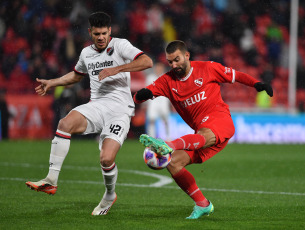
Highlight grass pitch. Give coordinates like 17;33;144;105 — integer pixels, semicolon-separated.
0;139;304;229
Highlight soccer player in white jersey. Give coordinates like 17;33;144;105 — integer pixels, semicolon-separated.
145;62;171;140
25;12;153;215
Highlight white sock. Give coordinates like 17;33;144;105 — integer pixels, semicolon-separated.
101;163;118;200
46;130;71;185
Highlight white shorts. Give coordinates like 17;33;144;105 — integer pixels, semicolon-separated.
72;100;132;149
147;96;170;120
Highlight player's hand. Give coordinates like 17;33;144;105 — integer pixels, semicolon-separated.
254;82;273;97
35;78;51;96
98;67;120;81
135;88;153;101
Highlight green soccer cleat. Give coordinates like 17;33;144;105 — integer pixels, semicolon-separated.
186;201;214;219
139;134;173;156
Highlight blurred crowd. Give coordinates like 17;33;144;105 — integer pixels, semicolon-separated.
0;0;305;112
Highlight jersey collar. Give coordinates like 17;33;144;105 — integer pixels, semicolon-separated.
179;67;193;81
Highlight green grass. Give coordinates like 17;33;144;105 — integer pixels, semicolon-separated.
0;139;305;229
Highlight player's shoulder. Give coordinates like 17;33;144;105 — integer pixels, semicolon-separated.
111;37;130;46
111;37;135;52
152;71;173;85
79;44;97;56
191;60;219;67
193;61;225;71
162;70;175;80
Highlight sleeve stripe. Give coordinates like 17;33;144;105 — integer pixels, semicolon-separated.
73;67;86;76
134;52;144;60
232;69;236;83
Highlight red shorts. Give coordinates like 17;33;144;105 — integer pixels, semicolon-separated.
186;111;235;163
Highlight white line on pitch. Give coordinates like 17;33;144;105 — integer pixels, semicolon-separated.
0;177;305;196
0;162;173;187
1;162;305;196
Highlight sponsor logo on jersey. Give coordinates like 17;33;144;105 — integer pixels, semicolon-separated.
193;142;200;149
194;78;203;87
88;61;114;75
224;67;231;75
180;91;207;108
172;88;178;93
107;47;114;56
88;61;114;70
92;69;102;75
201;116;209;123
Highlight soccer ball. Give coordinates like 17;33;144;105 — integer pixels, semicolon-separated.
143;147;171;170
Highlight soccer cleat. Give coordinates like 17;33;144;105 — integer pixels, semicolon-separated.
25;180;57;195
91;193;117;216
139;134;173;156
186;201;214;219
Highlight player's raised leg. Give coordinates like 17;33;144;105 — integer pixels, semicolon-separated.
139;132;208;156
26;111;87;195
92;138;120;215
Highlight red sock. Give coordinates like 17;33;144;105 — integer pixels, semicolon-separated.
166;134;206;151
172;168;209;207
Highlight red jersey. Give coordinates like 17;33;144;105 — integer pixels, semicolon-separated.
146;61;237;130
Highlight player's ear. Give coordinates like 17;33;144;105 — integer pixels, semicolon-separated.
88;28;92;38
108;27;112;36
185;51;190;60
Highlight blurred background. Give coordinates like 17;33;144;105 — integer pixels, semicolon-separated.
0;0;304;143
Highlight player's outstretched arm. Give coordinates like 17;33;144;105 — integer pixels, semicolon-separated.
254;82;273;97
133;88;153;104
98;54;153;81
35;71;84;96
234;71;273;97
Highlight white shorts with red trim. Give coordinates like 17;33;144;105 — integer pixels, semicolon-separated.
72;100;131;149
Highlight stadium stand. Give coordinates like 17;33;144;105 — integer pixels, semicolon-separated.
0;0;304;111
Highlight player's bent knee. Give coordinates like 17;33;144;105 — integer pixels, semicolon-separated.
57;118;73;133
100;156;115;168
197;128;216;148
58;112;87;134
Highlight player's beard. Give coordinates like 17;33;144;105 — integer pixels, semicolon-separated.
173;63;187;78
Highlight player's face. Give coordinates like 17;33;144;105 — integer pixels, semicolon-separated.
166;50;190;78
89;26;111;51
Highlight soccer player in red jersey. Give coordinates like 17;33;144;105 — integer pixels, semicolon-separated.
134;40;273;219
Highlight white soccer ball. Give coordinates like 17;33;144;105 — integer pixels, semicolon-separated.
143;147;171;170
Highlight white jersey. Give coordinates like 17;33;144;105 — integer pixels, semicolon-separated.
74;37;144;116
146;73;170;120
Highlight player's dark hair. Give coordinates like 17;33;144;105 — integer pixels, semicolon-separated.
89;12;111;28
166;40;188;54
